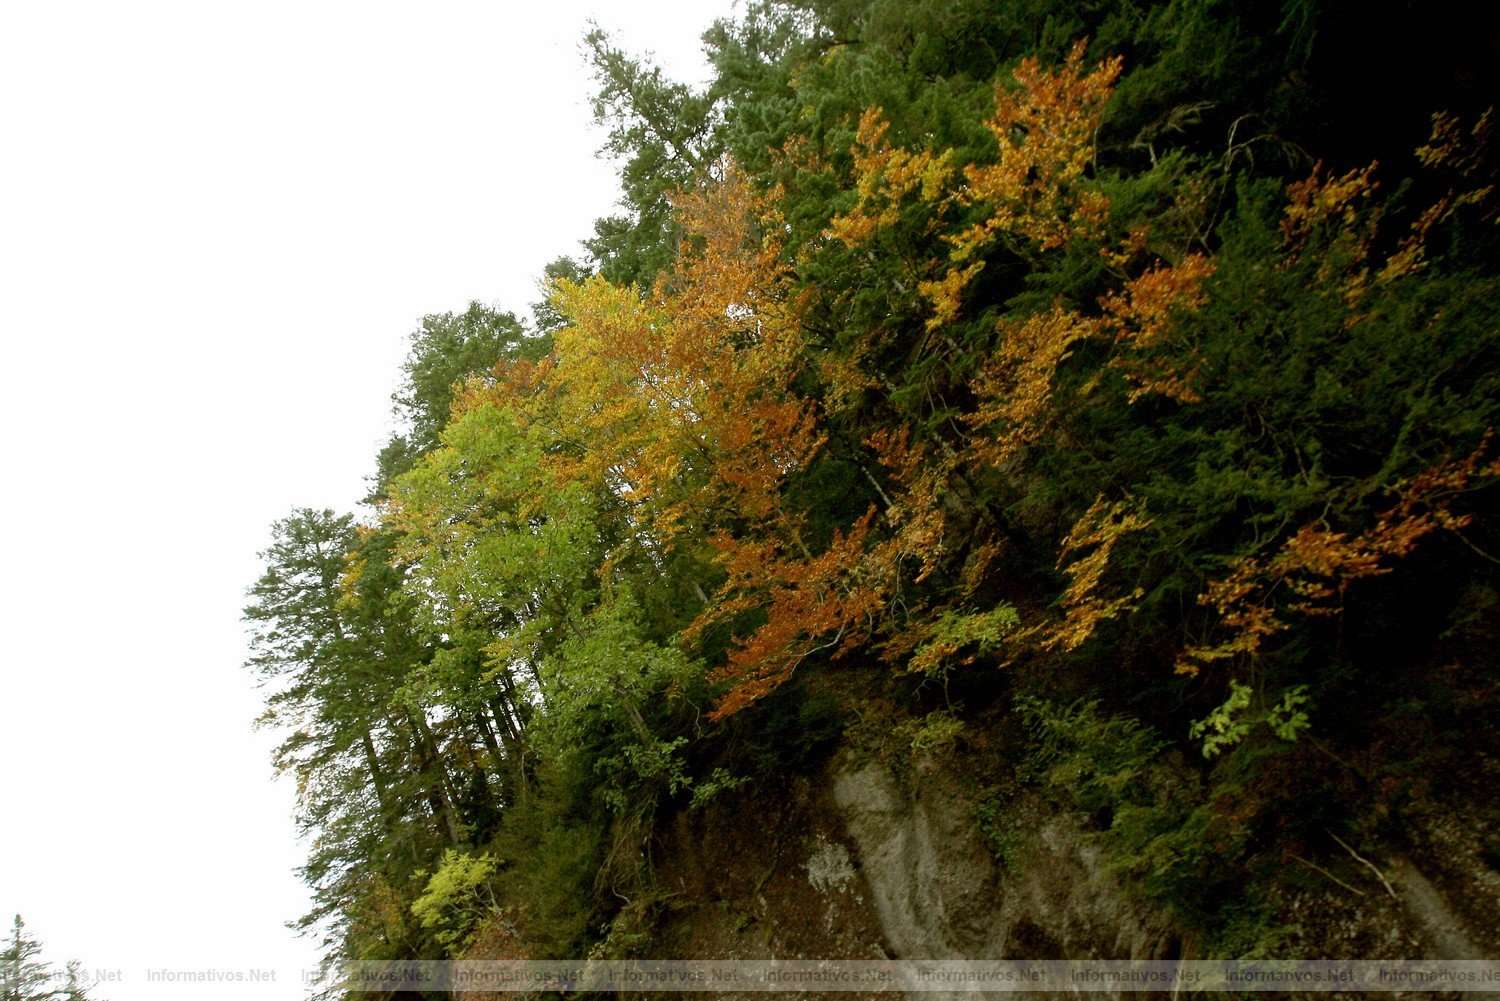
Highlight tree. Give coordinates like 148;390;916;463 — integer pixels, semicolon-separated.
1;915;55;1001
368;302;544;503
248;0;1500;972
395;303;537;449
528;256;593;335
244;509;462;964
582;24;721;287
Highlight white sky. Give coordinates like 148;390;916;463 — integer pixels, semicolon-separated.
0;2;733;997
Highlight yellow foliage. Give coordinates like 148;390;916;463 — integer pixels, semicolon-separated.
920;40;1121;326
512;162;905;719
826;108;955;247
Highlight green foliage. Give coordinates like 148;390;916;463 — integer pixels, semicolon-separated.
1018;698;1171;820
2;915;55;1001
1;916;101;1001
894;709;965;755
687;768;752;810
491;787;608;958
1212;893;1303;961
748;686;847;774
1017;697;1269;933
582;25;719;287
1265;686;1312;743
909;605;1019;679
367;302;545;503
972;785;1027;871
1189;679;1254;759
530;256;594;334
394;302;536;449
411;850;499;951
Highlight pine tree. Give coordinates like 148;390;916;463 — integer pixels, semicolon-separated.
1;915;55;1001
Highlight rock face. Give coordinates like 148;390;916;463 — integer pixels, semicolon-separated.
831;754;1180;962
652;747;1181;972
646;743;1497;998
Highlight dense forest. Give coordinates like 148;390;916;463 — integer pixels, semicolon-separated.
245;0;1500;987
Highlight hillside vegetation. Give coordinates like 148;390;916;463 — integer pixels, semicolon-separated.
245;0;1500;985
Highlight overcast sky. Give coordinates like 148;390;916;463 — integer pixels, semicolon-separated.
0;2;733;997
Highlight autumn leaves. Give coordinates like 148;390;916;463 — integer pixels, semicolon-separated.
384;42;1491;733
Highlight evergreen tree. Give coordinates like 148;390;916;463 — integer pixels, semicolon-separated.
369;302;542;503
582;24;721;287
1;915;54;1001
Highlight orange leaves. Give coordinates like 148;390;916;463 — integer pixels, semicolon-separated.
1279;161;1387;316
879;491;1151;678
822;42;1215;511
827;44;1123;332
1281;163;1380;250
528;163;819;556
1102;253;1214;342
807;44;1203;687
1175;445;1498;676
700;512;896;720
1416;108;1495;179
955;41;1121;256
967;244;1215;436
1280;112;1496;317
920;39;1121;329
665;161;793;336
510;160;900;719
1102;253;1215;403
949;45;1215;417
866;425;952;580
1392;109;1498;275
886;40;1209;473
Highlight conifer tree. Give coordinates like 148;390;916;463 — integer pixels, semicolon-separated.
1;915;54;1001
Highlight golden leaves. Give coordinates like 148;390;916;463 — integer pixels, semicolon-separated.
1010;496;1150;657
966;306;1099;467
953;41;1122;258
1415;108;1494;185
917;263;984;332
